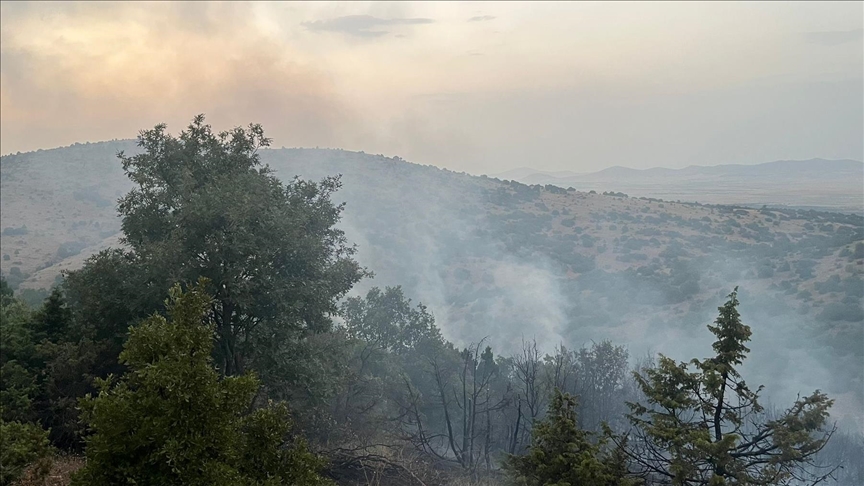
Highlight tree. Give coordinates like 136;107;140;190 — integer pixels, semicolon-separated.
308;286;443;443
66;114;365;380
505;389;634;486
341;286;442;356
71;281;330;486
0;278;54;485
510;338;548;454
626;288;836;485
30;287;72;343
575;341;630;432
0;278;13;305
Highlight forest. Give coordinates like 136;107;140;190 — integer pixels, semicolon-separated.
1;117;862;485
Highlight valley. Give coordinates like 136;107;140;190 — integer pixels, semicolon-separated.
2;143;862;428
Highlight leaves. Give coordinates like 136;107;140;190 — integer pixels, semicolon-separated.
70;282;331;486
110;115;367;377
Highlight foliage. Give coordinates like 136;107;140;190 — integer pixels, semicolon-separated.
341;286;443;356
58;115;366;381
0;278;13;303
30;287;73;343
115;115;365;376
4;119;861;485
626;288;836;485
288;286;447;446
0;279;94;449
505;389;635;486
0;419;53;486
71;281;331;486
0;288;39;423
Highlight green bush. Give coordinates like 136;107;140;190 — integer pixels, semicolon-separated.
0;419;54;486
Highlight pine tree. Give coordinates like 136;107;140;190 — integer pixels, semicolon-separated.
31;287;72;342
626;288;836;485
71;281;331;486
506;389;636;486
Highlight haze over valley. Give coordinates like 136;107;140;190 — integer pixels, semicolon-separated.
3;143;862;427
494;159;864;213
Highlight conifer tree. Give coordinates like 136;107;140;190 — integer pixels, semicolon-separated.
71;281;331;486
506;389;635;486
626;288;836;485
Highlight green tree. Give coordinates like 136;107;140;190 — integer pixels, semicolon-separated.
0;278;13;305
0;288;39;423
71;281;331;486
88;114;366;377
30;287;73;343
505;389;634;486
627;288;835;485
341;286;442;355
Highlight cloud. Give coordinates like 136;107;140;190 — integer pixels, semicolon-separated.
0;2;361;154
803;28;864;46
467;15;496;22
301;15;434;38
1;1;862;171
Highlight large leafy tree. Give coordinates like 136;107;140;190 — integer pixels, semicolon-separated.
341;286;442;356
626;288;836;485
69;115;365;377
71;281;331;486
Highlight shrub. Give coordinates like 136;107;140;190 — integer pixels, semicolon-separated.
0;420;54;486
1;226;28;236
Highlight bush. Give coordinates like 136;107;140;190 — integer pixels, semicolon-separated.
0;420;54;486
1;226;28;236
56;241;88;260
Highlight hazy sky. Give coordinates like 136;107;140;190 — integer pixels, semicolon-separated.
1;1;862;173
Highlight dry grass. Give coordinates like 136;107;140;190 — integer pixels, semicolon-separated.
14;455;84;486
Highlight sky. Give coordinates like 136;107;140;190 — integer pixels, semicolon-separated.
1;1;862;173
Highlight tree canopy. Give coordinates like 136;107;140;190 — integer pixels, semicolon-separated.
69;114;366;378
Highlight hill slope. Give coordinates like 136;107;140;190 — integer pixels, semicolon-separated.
1;143;863;425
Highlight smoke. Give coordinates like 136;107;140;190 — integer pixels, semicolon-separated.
4;142;859;432
263;150;862;431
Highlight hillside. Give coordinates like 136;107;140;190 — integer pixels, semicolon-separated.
1;142;863;425
493;159;864;213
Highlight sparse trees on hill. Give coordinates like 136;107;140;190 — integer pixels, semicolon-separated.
2;111;856;485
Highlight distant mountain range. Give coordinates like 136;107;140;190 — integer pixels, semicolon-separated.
491;159;864;213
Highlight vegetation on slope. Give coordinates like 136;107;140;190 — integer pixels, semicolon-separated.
0;116;860;485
